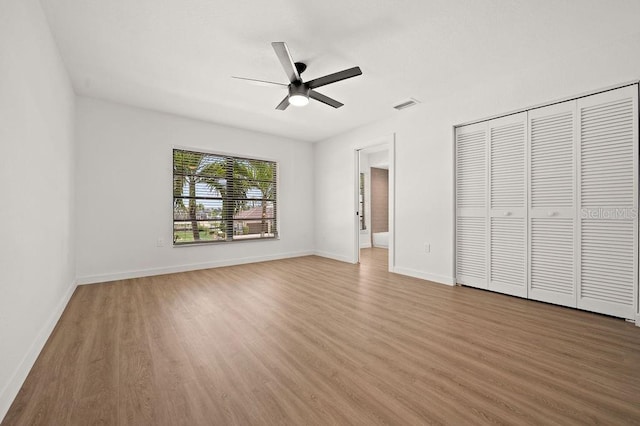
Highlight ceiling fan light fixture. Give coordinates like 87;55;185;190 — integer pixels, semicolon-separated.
288;84;310;107
289;93;309;107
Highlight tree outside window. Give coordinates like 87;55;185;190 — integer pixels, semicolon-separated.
173;149;277;245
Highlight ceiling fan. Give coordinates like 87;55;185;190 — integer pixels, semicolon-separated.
233;42;362;110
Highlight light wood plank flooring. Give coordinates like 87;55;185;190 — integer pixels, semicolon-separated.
4;248;640;425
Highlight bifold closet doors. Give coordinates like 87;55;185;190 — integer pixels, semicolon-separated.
456;85;638;320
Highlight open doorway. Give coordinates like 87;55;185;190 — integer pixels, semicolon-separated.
355;137;394;270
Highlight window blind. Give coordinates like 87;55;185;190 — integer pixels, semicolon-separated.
173;149;277;245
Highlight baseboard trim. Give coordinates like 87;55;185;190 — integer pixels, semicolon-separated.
0;279;77;422
76;250;316;285
313;251;355;264
392;266;455;286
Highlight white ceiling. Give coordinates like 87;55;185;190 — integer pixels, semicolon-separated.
40;0;640;142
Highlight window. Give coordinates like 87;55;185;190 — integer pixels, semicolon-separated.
173;149;277;245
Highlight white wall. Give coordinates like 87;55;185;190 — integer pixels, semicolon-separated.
0;0;76;419
368;150;389;169
75;97;315;283
314;32;640;285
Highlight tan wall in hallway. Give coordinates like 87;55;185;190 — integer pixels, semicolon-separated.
371;167;389;234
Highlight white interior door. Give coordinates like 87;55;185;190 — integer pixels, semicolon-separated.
456;121;488;289
528;101;577;307
488;113;527;297
577;86;638;319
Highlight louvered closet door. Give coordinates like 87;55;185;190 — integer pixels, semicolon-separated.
456;121;487;289
577;86;638;319
488;113;527;297
528;101;577;307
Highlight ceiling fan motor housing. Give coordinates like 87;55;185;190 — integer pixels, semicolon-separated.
289;82;310;97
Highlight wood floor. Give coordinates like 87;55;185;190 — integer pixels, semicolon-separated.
4;248;640;425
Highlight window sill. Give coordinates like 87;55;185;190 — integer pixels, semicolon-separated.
173;236;279;247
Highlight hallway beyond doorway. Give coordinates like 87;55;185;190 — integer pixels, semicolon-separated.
359;247;388;271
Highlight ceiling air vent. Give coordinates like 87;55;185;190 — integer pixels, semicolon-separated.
393;98;420;111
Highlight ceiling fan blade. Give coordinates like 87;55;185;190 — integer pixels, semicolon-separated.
309;90;344;108
275;95;290;110
272;42;300;83
232;76;287;87
307;66;362;89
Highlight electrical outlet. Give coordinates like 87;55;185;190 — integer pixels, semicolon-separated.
424;243;430;253
156;238;164;247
